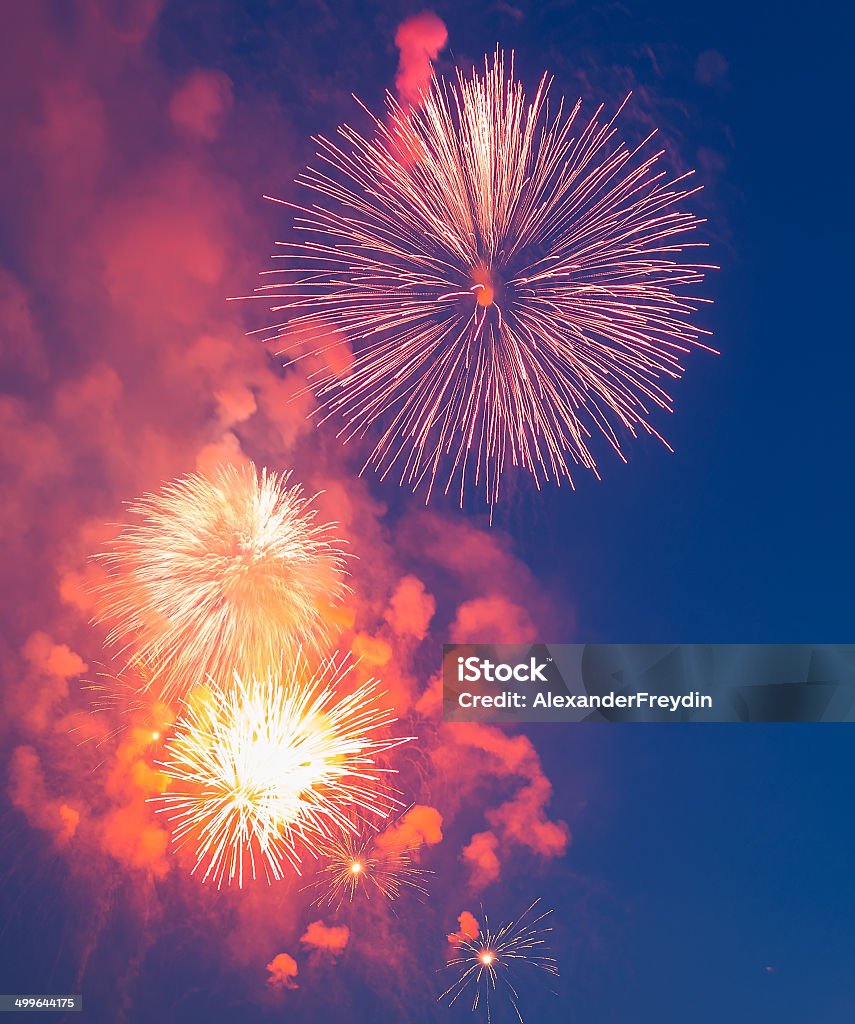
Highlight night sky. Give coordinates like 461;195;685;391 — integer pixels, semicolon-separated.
1;2;853;1023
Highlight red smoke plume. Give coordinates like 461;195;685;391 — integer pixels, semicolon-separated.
266;952;299;990
300;920;350;958
447;909;480;946
461;830;502;890
394;12;448;108
374;804;443;856
8;745;80;846
384;575;436;641
430;722;570;890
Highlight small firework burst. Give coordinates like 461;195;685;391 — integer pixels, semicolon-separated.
92;463;349;703
153;652;409;888
77;664;174;753
308;811;433;907
441;901;558;1023
255;50;714;508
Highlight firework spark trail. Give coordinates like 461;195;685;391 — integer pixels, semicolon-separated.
154;652;410;888
441;900;558;1023
308;811;433;908
92;463;349;703
255;51;714;508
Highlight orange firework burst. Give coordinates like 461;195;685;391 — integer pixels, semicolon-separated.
256;51;714;508
442;901;558;1023
154;652;409;888
308;811;432;907
92;463;349;703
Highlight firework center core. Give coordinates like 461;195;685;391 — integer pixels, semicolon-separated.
480;951;495;966
351;860;363;874
470;264;499;307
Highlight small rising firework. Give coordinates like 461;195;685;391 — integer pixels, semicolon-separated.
441;901;558;1023
308;811;433;908
257;51;714;508
92;463;349;703
154;652;409;888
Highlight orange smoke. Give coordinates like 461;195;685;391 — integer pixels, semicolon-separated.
266;952;299;990
4;631;88;736
374;804;443;856
388;11;448;169
431;722;569;890
8;745;81;846
300;920;350;958
351;633;393;667
99;724;171;877
447;909;480;946
462;830;501;889
99;801;170;878
394;12;448;108
451;595;537;644
487;774;570;860
23;631;87;680
384;575;436;641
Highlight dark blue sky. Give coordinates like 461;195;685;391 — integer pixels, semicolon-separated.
2;1;854;1022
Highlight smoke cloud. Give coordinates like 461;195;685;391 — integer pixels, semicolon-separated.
447;910;480;945
393;12;448;108
300;920;350;958
266;952;299;990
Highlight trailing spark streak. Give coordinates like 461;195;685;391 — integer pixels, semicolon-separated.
256;51;714;508
154;653;409;888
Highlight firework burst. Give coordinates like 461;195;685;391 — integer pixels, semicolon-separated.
308;811;432;907
256;50;714;508
92;463;349;702
154;652;409;888
441;901;558;1023
78;665;173;752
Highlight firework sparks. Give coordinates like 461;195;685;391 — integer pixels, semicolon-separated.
154;652;409;888
255;50;714;508
308;811;433;907
92;463;349;702
78;665;173;752
441;901;558;1023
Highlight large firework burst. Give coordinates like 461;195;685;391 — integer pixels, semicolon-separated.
93;463;349;702
257;51;713;508
441;901;558;1023
308;812;433;908
154;653;408;888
